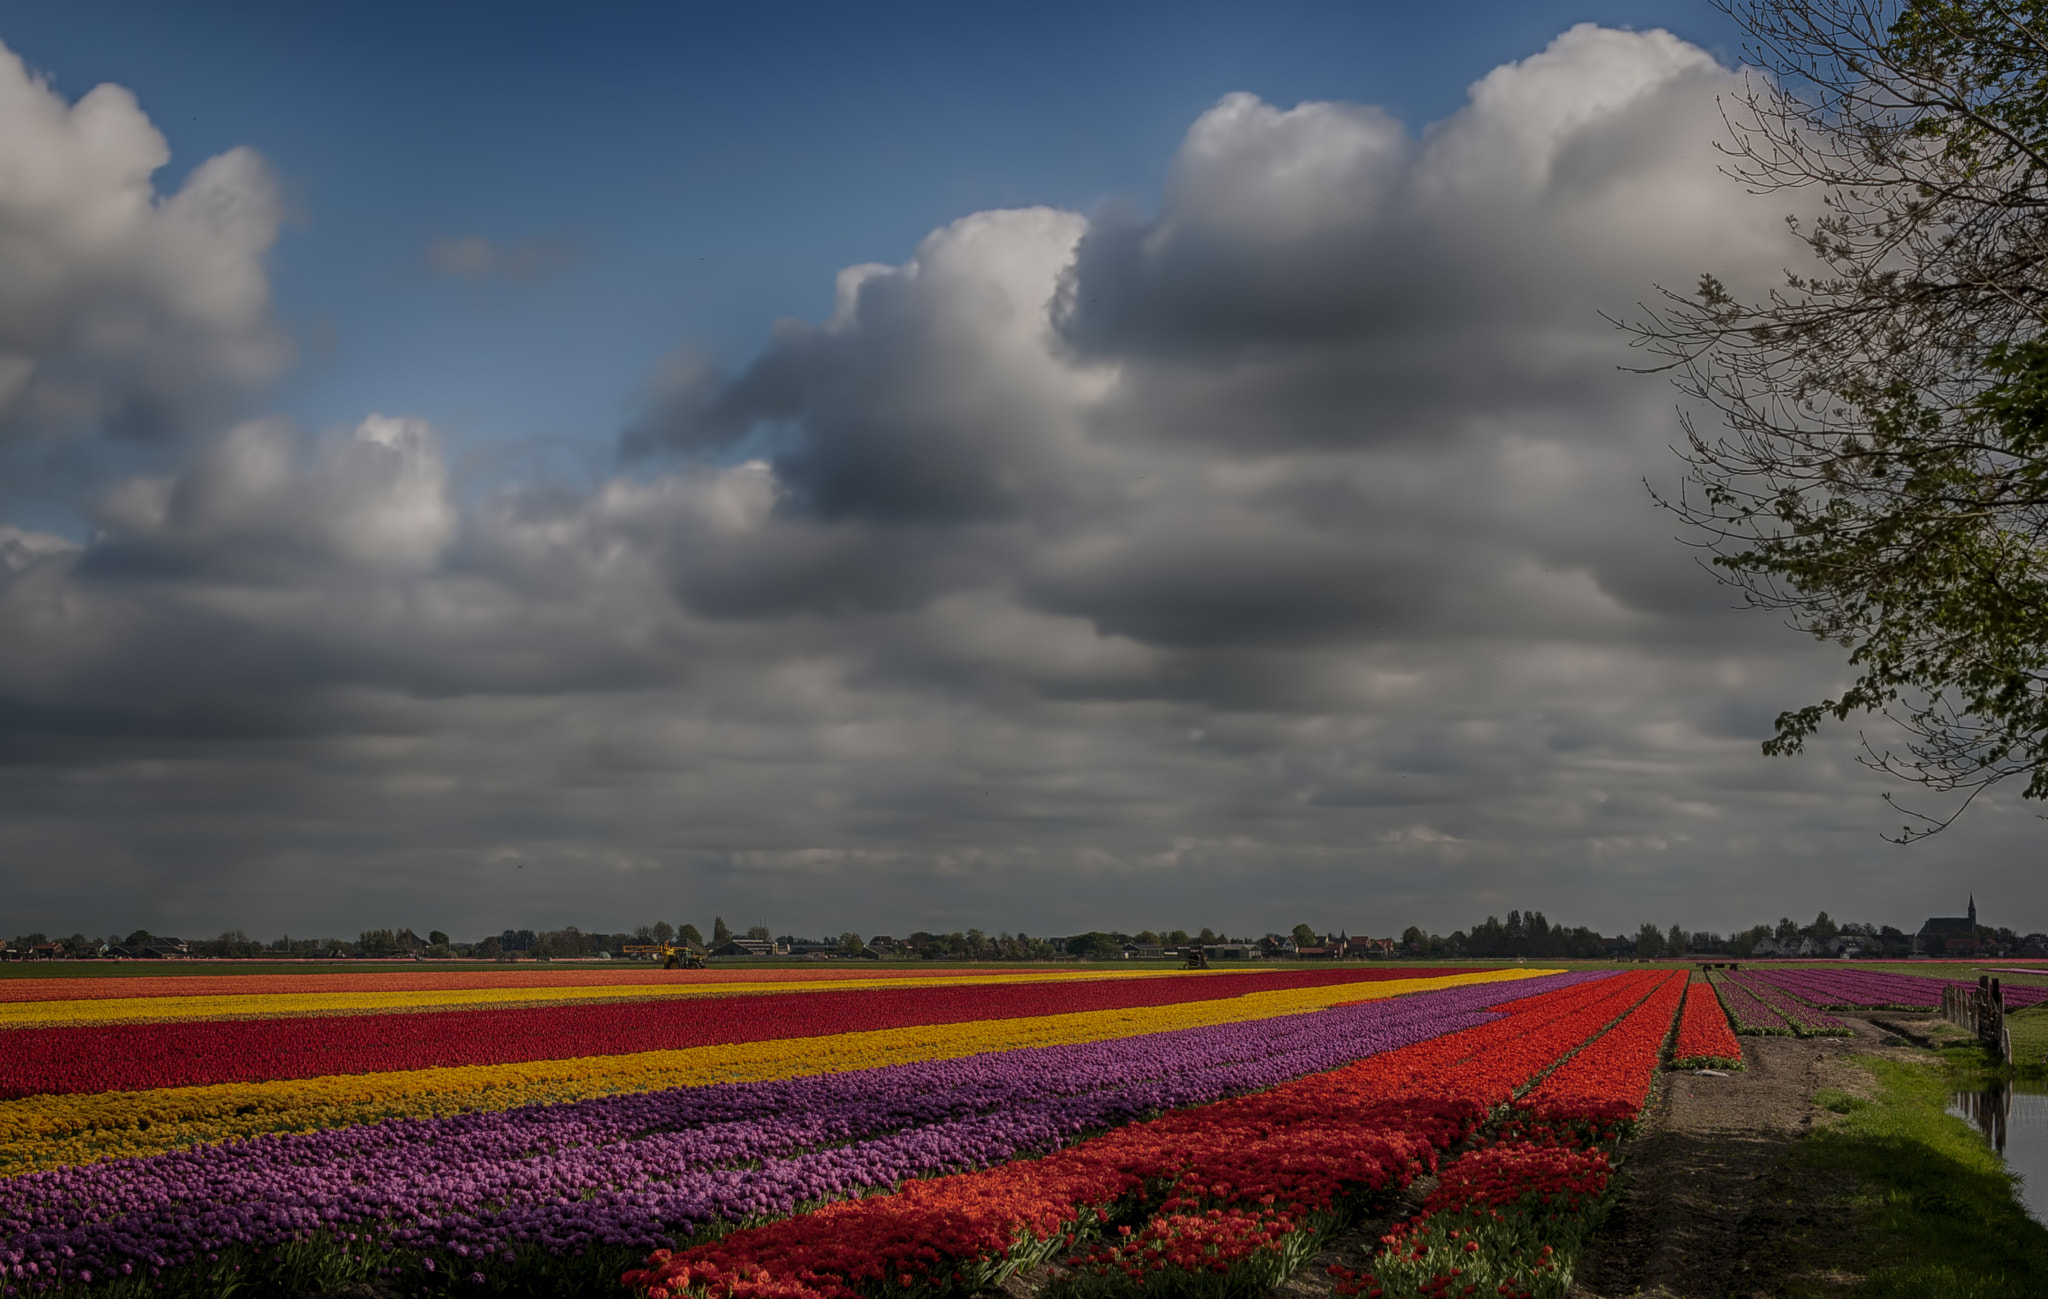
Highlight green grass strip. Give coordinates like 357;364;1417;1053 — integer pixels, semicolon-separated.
1795;1054;2048;1298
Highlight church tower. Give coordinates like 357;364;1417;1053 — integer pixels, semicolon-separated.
1969;894;1977;926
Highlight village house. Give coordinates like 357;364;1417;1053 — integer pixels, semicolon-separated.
710;938;785;957
1345;936;1398;958
1204;943;1261;961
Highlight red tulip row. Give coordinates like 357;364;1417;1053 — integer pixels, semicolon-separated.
625;1074;1476;1299
0;967;1409;1100
1327;1136;1615;1299
1668;977;1745;1070
1315;976;1686;1299
1517;971;1685;1124
622;973;1672;1299
0;967;1177;1004
1390;972;1664;1108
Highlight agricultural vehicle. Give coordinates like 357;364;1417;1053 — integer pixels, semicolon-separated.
622;943;705;969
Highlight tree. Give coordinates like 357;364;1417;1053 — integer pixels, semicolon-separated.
1402;925;1427;953
1468;916;1508;958
712;917;732;944
1290;923;1318;948
1809;910;1841;943
1636;923;1665;960
428;930;449;947
1565;927;1607;959
1732;923;1773;957
652;921;675;945
543;927;588;958
679;923;704;948
1667;924;1689;957
839;931;864;956
1629;0;2048;836
1065;931;1122;959
745;924;771;942
1198;927;1218;943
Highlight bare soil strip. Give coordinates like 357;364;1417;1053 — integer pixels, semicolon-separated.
1568;1017;1932;1299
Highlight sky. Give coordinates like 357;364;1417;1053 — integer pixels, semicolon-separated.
0;0;2035;944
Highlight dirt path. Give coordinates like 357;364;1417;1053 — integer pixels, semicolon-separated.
1569;1017;1930;1299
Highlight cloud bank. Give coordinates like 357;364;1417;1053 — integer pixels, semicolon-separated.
2;27;2029;941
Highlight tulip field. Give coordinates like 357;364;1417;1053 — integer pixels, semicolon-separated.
0;962;1730;1299
1698;965;2048;1038
1732;966;2048;1014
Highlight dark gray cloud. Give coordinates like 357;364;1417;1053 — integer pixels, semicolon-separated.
625;209;1107;525
0;26;2035;944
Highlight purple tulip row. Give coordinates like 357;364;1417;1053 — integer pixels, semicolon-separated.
0;972;1614;1292
1722;971;1850;1036
1709;974;1793;1035
1745;966;2048;1012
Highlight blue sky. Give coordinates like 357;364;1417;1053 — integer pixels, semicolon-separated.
5;0;1739;481
5;2;2025;944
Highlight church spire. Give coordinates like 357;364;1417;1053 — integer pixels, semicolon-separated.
1969;894;1977;926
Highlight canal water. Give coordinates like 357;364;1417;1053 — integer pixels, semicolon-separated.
1948;1080;2048;1226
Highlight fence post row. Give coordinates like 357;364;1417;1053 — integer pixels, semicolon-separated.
1942;977;2007;1061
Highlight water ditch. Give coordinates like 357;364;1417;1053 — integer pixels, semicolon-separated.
1948;1079;2048;1226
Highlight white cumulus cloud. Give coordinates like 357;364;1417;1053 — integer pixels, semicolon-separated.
0;40;287;452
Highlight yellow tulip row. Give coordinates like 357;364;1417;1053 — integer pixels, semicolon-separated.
0;968;1548;1175
0;967;1195;1028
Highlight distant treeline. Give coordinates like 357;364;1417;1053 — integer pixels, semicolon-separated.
1406;911;2030;961
11;909;2034;963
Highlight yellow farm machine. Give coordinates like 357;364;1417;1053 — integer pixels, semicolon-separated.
622;942;705;969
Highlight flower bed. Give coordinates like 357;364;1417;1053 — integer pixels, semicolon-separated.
1707;973;1793;1036
1668;978;1744;1070
1519;970;1685;1121
623;974;1664;1299
1740;967;2048;1013
0;967;1234;1005
0;974;1605;1297
0;967;1499;1098
1721;971;1852;1037
1320;971;1684;1299
0;975;1159;1027
0;972;1548;1175
1327;1135;1615;1299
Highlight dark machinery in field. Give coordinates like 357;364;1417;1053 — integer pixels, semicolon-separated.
622;943;706;969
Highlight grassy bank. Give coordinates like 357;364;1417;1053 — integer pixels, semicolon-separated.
2006;1006;2048;1073
1796;1049;2048;1297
